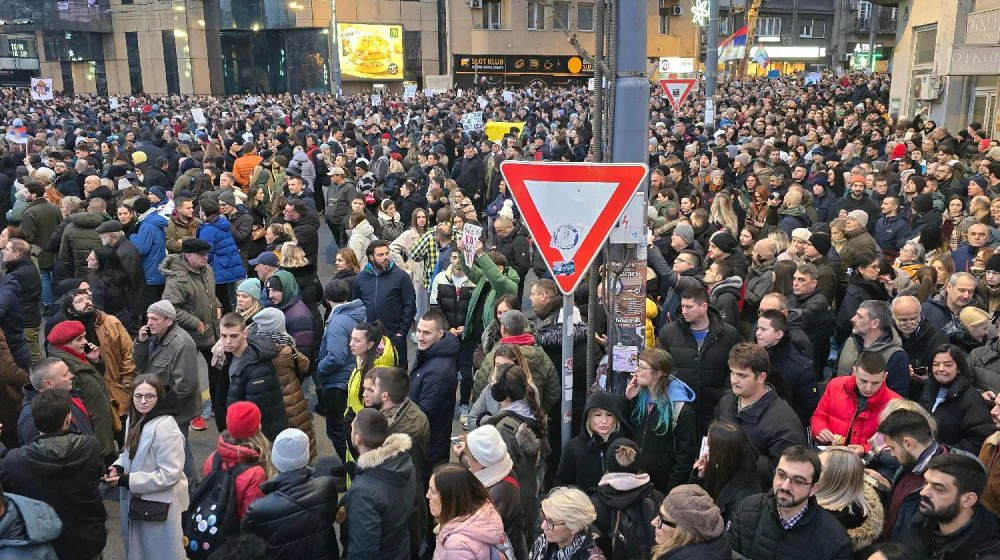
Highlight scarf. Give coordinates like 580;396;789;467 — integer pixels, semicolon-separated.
499;333;535;346
982;282;1000;314
530;532;592;560
473;454;515;488
258;329;295;348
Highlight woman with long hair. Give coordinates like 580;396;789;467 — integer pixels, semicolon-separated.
203;401;273;521
624;348;698;494
816;448;884;553
333;247;361;286
245;185;269;257
921;225;950;265
467;343;537;429
709;193;740;235
770;260;797;297
692;420;762;523
106;375;188;559
942;195;973;251
929;254;955;290
235;278;263;324
650;485;730;559
555;390;626;493
279;242;323;308
345;322;398;441
917;344;994;453
390;207;430;319
265;223;296;259
528;486;606;560
427;464;507;559
87;245;135;332
485;364;548;541
117;204;138;237
835;251;889;345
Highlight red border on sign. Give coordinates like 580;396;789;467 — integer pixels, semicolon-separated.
499;161;648;295
659;78;697;113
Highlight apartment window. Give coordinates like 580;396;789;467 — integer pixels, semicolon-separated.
483;1;502;30
578;3;594;31
552;2;570;30
659;13;669;35
799;19;826;38
125;32;142;93
527;1;544;30
719;17;731;36
161;30;180;94
756;17;781;37
913;25;937;66
857;0;871;21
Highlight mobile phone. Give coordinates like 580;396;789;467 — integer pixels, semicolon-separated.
699;436;710;460
83;342;94;353
450;437;463;446
869;432;887;452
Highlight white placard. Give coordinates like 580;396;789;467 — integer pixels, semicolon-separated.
462;223;483;268
370;94;382;106
658;57;696;74
109;97;119;110
461;111;484;133
424;74;452;92
190;108;207;124
30;78;53;101
403;84;417;99
611;344;639;372
477;95;488;109
502;90;513;104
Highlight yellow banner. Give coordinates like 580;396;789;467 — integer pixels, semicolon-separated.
485;121;526;142
337;23;405;81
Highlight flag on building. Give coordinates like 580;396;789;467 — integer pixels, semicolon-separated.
751;46;770;67
718;26;748;63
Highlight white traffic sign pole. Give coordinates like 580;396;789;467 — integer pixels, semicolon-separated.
561;294;574;447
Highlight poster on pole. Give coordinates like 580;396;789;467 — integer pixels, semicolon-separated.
462;223;483;268
190;108;207;125
30;78;53;100
461;111;484;133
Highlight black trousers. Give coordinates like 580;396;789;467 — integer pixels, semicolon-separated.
199;346;226;432
320;387;348;462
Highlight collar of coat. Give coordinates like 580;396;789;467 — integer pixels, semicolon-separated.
356;432;412;470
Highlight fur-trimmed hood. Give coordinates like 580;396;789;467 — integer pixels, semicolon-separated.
848;483;885;551
356;432;413;476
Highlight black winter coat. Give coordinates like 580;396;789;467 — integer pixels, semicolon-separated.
555;391;628;493
656;535;732;560
493;229;531;282
591;479;664;560
657;308;743;435
766;337;820;425
409;332;460;469
709;276;742;330
917;374;994;454
434;277;474;332
727;493;853;560
0;431;107;560
226;336;289;441
900;505;1000;560
4;257;41;329
451;155;486;197
242;467;340;560
712;471;763;523
836;276;890;344
714;389;807;485
628;392;699;493
791;290;833;371
0;275;30;370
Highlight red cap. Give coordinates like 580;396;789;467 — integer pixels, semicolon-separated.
48;320;85;346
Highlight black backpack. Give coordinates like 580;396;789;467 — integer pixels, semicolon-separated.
607;495;659;560
182;454;254;559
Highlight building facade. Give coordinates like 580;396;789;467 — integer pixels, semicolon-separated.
716;0;836;74
832;0;899;72
888;0;1000;138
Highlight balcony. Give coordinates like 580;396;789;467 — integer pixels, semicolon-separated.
855;13;897;35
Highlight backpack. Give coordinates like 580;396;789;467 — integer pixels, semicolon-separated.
488;532;516;560
182;454;254;559
607;495;659;560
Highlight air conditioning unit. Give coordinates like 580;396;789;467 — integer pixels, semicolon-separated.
917;75;941;100
782;37;792;45
469;0;482;8
672;5;683;16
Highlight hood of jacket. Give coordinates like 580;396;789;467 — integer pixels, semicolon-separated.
594;473;656;510
140;210;168;229
710;275;743;297
438;503;505;549
17;431;99;478
0;494;61;547
268;270;302;308
417;330;461;363
350;218;375;238
69;211;109;229
201;214;232;234
215;434;262;465
361;260;397;277
356;432;413;486
668;377;697;403
329;299;367;324
377;210;400;223
230;335;279;374
779;205;809;218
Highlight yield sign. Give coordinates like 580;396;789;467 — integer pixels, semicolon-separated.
659;78;697;112
499;161;649;295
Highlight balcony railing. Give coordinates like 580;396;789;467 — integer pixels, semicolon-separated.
855;13;897;34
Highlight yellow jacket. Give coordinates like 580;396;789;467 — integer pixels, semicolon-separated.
645;298;658;349
345;335;399;415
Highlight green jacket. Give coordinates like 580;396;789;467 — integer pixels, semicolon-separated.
472;340;560;413
59;212;111;278
160;254;221;348
20;199;62;269
47;345;116;458
458;252;519;340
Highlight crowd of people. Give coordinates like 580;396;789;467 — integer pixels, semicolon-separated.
0;69;999;560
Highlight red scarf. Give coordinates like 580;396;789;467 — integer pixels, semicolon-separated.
500;333;535;346
54;344;87;362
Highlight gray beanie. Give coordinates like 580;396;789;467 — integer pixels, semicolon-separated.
252;307;286;335
664;485;725;540
271;428;309;472
674;223;695;246
147;300;176;320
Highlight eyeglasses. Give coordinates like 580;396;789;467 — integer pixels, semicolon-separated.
892;315;921;326
133;393;158;402
541;513;566;530
656;514;676;529
774;469;813;488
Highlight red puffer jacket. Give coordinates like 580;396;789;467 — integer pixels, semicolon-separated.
811;376;901;452
202;436;267;520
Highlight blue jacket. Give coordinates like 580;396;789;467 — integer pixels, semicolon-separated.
317;299;367;389
873;214;911;252
351;262;416;337
0;275;29;370
129;211;168;285
198;215;246;284
952;244;978;273
0;493;62;560
409;332;460;467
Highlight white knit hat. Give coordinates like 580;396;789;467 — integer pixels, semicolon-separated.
466;425;508;466
271;428;310;473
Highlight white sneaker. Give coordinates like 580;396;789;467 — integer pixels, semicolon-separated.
459;405;470;427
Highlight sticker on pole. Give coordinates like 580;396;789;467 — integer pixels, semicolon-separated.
659;78;697;112
499;161;648;295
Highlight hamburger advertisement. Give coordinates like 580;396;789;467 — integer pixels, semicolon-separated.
338;23;405;80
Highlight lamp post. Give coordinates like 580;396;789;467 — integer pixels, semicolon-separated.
329;0;342;96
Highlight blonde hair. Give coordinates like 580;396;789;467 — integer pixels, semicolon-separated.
540;487;596;534
388;159;404;174
767;230;790;256
279;242;309;267
959;306;991;330
223;430;276;479
585;407;619;438
817;448;870;517
879;399;937;435
709;193;739;234
650;524;699;558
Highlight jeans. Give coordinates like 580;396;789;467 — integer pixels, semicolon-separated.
40;268;53;308
320;387;348;462
215;283;236;315
414;284;429;322
458;335;477;406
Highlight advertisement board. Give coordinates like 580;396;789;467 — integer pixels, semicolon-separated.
337;23;405;81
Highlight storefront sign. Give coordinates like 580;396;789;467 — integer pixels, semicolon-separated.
951;46;1000;75
966;9;1000;46
453;54;592;76
658;57;695;74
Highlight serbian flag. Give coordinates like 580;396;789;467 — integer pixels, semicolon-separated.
4;126;28;144
751;46;770;67
718;26;748;63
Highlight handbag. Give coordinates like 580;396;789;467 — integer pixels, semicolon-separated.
128;496;170;522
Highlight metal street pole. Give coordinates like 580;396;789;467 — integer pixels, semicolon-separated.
705;0;719;131
867;4;879;71
330;0;342;96
560;294;574;447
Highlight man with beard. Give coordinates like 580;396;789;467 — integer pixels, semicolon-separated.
364;366;429;559
44;288;135;431
900;454;1000;557
351;240;416;369
727;446;852;560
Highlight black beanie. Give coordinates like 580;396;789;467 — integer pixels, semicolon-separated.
605;438;642;475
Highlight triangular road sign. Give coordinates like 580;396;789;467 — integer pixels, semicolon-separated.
659;78;697;112
499;161;649;295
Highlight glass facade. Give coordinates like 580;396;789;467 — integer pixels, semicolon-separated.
221;29;330;94
125;32;143;93
162;31;180;94
60;60;74;95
